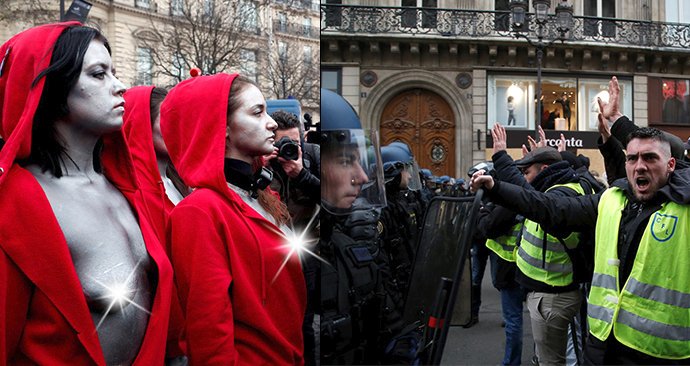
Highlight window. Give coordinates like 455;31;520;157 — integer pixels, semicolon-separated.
171;0;184;16
136;47;153;85
578;78;632;130
401;0;437;28
136;0;150;9
401;0;417;28
488;75;633;132
278;41;287;63
172;52;185;80
303;46;312;66
240;49;257;83
421;0;437;28
305;76;313;98
240;0;258;32
278;13;288;32
321;67;341;94
324;0;342;27
584;0;615;37
648;78;690;125
203;0;213;17
665;0;690;23
303;17;312;37
494;0;510;31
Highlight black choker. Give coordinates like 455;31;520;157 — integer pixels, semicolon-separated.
224;159;273;198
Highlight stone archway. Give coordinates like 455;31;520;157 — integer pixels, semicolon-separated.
361;70;472;178
380;89;456;177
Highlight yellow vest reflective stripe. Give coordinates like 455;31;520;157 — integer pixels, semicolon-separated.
486;222;522;262
589;187;690;359
516;182;585;287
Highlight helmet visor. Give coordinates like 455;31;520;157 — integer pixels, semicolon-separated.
403;161;422;191
321;129;386;214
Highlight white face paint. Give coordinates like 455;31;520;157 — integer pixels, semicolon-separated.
226;84;278;162
65;39;127;136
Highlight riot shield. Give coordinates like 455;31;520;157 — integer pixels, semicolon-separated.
403;191;483;365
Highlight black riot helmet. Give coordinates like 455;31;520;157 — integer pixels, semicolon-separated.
321;89;386;214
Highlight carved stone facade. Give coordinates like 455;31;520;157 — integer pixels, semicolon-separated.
322;1;690;177
1;0;320;118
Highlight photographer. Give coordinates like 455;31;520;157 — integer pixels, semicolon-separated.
268;110;320;366
267;111;320;224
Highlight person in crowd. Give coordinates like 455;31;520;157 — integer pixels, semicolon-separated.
161;73;306;365
320;88;412;364
123;86;188;242
123;85;189;364
471;126;690;364
418;168;435;205
378;142;424;314
597;76;689;183
487;124;590;365
0;23;173;364
264;110;320;366
266;110;320;230
467;162;500;330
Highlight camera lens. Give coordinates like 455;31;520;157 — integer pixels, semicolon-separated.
275;136;299;160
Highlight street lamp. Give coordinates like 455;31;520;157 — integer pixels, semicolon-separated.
510;0;573;137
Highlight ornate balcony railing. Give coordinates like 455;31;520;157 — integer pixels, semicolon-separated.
321;4;690;51
274;19;320;39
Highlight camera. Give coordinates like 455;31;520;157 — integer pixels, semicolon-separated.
274;136;299;160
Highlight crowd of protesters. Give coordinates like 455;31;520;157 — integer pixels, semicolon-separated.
2;19;690;366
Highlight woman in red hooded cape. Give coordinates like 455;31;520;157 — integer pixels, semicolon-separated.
161;73;306;365
0;23;172;365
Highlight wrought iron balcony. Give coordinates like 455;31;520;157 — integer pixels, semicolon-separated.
320;4;690;51
273;20;320;39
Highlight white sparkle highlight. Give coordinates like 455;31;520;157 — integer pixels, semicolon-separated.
270;205;326;284
89;259;151;331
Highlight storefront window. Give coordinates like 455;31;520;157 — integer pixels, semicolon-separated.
578;78;632;131
648;77;690;125
488;74;632;132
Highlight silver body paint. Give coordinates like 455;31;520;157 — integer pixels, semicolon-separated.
28;166;152;365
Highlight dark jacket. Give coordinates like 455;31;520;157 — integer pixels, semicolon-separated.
597;134;627;185
489;151;583;292
486;167;690;288
269;143;320;232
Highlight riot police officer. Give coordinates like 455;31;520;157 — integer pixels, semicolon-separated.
320;89;393;364
378;143;424;313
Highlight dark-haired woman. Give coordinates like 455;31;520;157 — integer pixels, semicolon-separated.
0;23;173;364
161;73;305;365
124;85;189;364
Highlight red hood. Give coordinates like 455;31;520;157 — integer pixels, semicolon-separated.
160;73;238;192
0;22;80;182
123;85;161;191
0;22;138;191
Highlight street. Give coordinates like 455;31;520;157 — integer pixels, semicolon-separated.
441;268;535;365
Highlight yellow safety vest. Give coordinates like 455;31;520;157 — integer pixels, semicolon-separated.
516;182;585;287
486;222;523;262
588;187;690;359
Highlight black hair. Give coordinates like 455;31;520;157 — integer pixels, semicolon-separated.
23;26;110;177
627;127;671;156
149;87;168;125
270;110;301;132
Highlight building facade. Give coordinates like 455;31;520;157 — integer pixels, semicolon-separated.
1;0;321;119
321;0;690;178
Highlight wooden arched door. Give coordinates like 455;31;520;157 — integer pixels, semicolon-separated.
380;89;456;177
